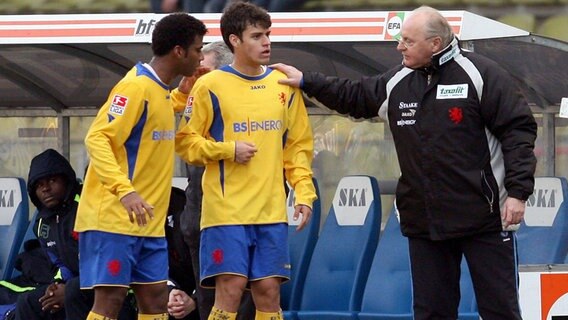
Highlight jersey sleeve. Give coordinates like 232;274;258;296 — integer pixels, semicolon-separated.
170;87;189;113
283;88;317;208
84;80;144;199
175;79;235;165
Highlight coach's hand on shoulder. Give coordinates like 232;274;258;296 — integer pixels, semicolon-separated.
269;63;303;88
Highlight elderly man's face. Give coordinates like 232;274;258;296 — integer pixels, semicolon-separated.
202;52;217;70
397;14;439;69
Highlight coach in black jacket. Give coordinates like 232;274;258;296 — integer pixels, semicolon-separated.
272;6;536;320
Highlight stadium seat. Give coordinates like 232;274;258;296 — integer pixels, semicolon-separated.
517;176;568;264
281;178;321;319
358;204;478;319
536;14;568;42
457;261;479;320
357;205;412;320
295;175;381;320
6;209;39;279
0;177;30;280
498;13;536;32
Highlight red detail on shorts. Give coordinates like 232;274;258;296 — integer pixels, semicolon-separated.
107;259;121;276
71;231;79;241
448;107;463;124
212;249;224;264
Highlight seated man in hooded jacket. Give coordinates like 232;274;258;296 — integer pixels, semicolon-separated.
15;149;136;320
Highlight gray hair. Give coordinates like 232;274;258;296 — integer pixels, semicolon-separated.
412;6;454;47
203;41;233;69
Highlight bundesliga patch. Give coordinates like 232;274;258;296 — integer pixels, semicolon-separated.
183;96;194;117
109;94;128;115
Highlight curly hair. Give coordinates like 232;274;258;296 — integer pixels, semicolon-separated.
152;13;208;57
220;1;271;52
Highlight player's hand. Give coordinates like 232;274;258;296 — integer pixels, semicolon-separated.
501;197;525;230
269;63;303;88
121;192;154;226
39;282;65;313
293;204;312;231
178;67;211;94
234;141;257;164
168;289;196;319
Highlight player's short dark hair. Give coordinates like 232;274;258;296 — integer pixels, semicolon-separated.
152;13;208;56
220;1;271;52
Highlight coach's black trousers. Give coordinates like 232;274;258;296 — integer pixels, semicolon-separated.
409;231;522;320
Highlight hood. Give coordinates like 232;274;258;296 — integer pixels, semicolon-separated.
27;149;77;210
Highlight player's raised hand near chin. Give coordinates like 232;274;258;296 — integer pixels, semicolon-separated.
178;66;211;94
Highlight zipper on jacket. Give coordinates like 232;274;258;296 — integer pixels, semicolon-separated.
481;171;494;214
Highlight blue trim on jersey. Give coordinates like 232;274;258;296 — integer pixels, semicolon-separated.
209;91;225;195
209;91;224;142
135;62;169;90
108;114;115;122
220;65;273;81
220;160;225;196
282;130;288;148
125;101;148;180
287;92;295;109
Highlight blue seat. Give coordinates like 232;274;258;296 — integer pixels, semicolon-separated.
358;206;411;320
517;176;568;264
0;177;30;280
6;209;39;279
358;205;478;319
457;261;479;320
295;175;381;320
281;178;321;319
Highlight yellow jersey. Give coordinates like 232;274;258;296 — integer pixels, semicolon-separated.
75;63;175;237
175;66;317;229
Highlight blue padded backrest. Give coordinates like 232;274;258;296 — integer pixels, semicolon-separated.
281;178;321;311
359;205;479;320
517;177;568;264
359;206;412;319
7;209;39;279
0;177;29;280
458;260;479;318
299;175;381;313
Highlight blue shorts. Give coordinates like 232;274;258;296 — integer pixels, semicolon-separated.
200;223;290;287
78;230;168;289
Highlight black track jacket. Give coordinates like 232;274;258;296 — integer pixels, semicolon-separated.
302;38;537;240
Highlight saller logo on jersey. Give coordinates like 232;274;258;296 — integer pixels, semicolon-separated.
436;84;468;99
109;94;128;115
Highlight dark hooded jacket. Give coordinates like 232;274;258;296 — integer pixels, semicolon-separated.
27;149;82;283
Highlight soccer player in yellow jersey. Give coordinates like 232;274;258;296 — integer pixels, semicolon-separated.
175;3;317;320
74;13;207;320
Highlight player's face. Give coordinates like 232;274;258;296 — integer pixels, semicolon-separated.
35;175;67;209
180;34;204;76
237;24;271;66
